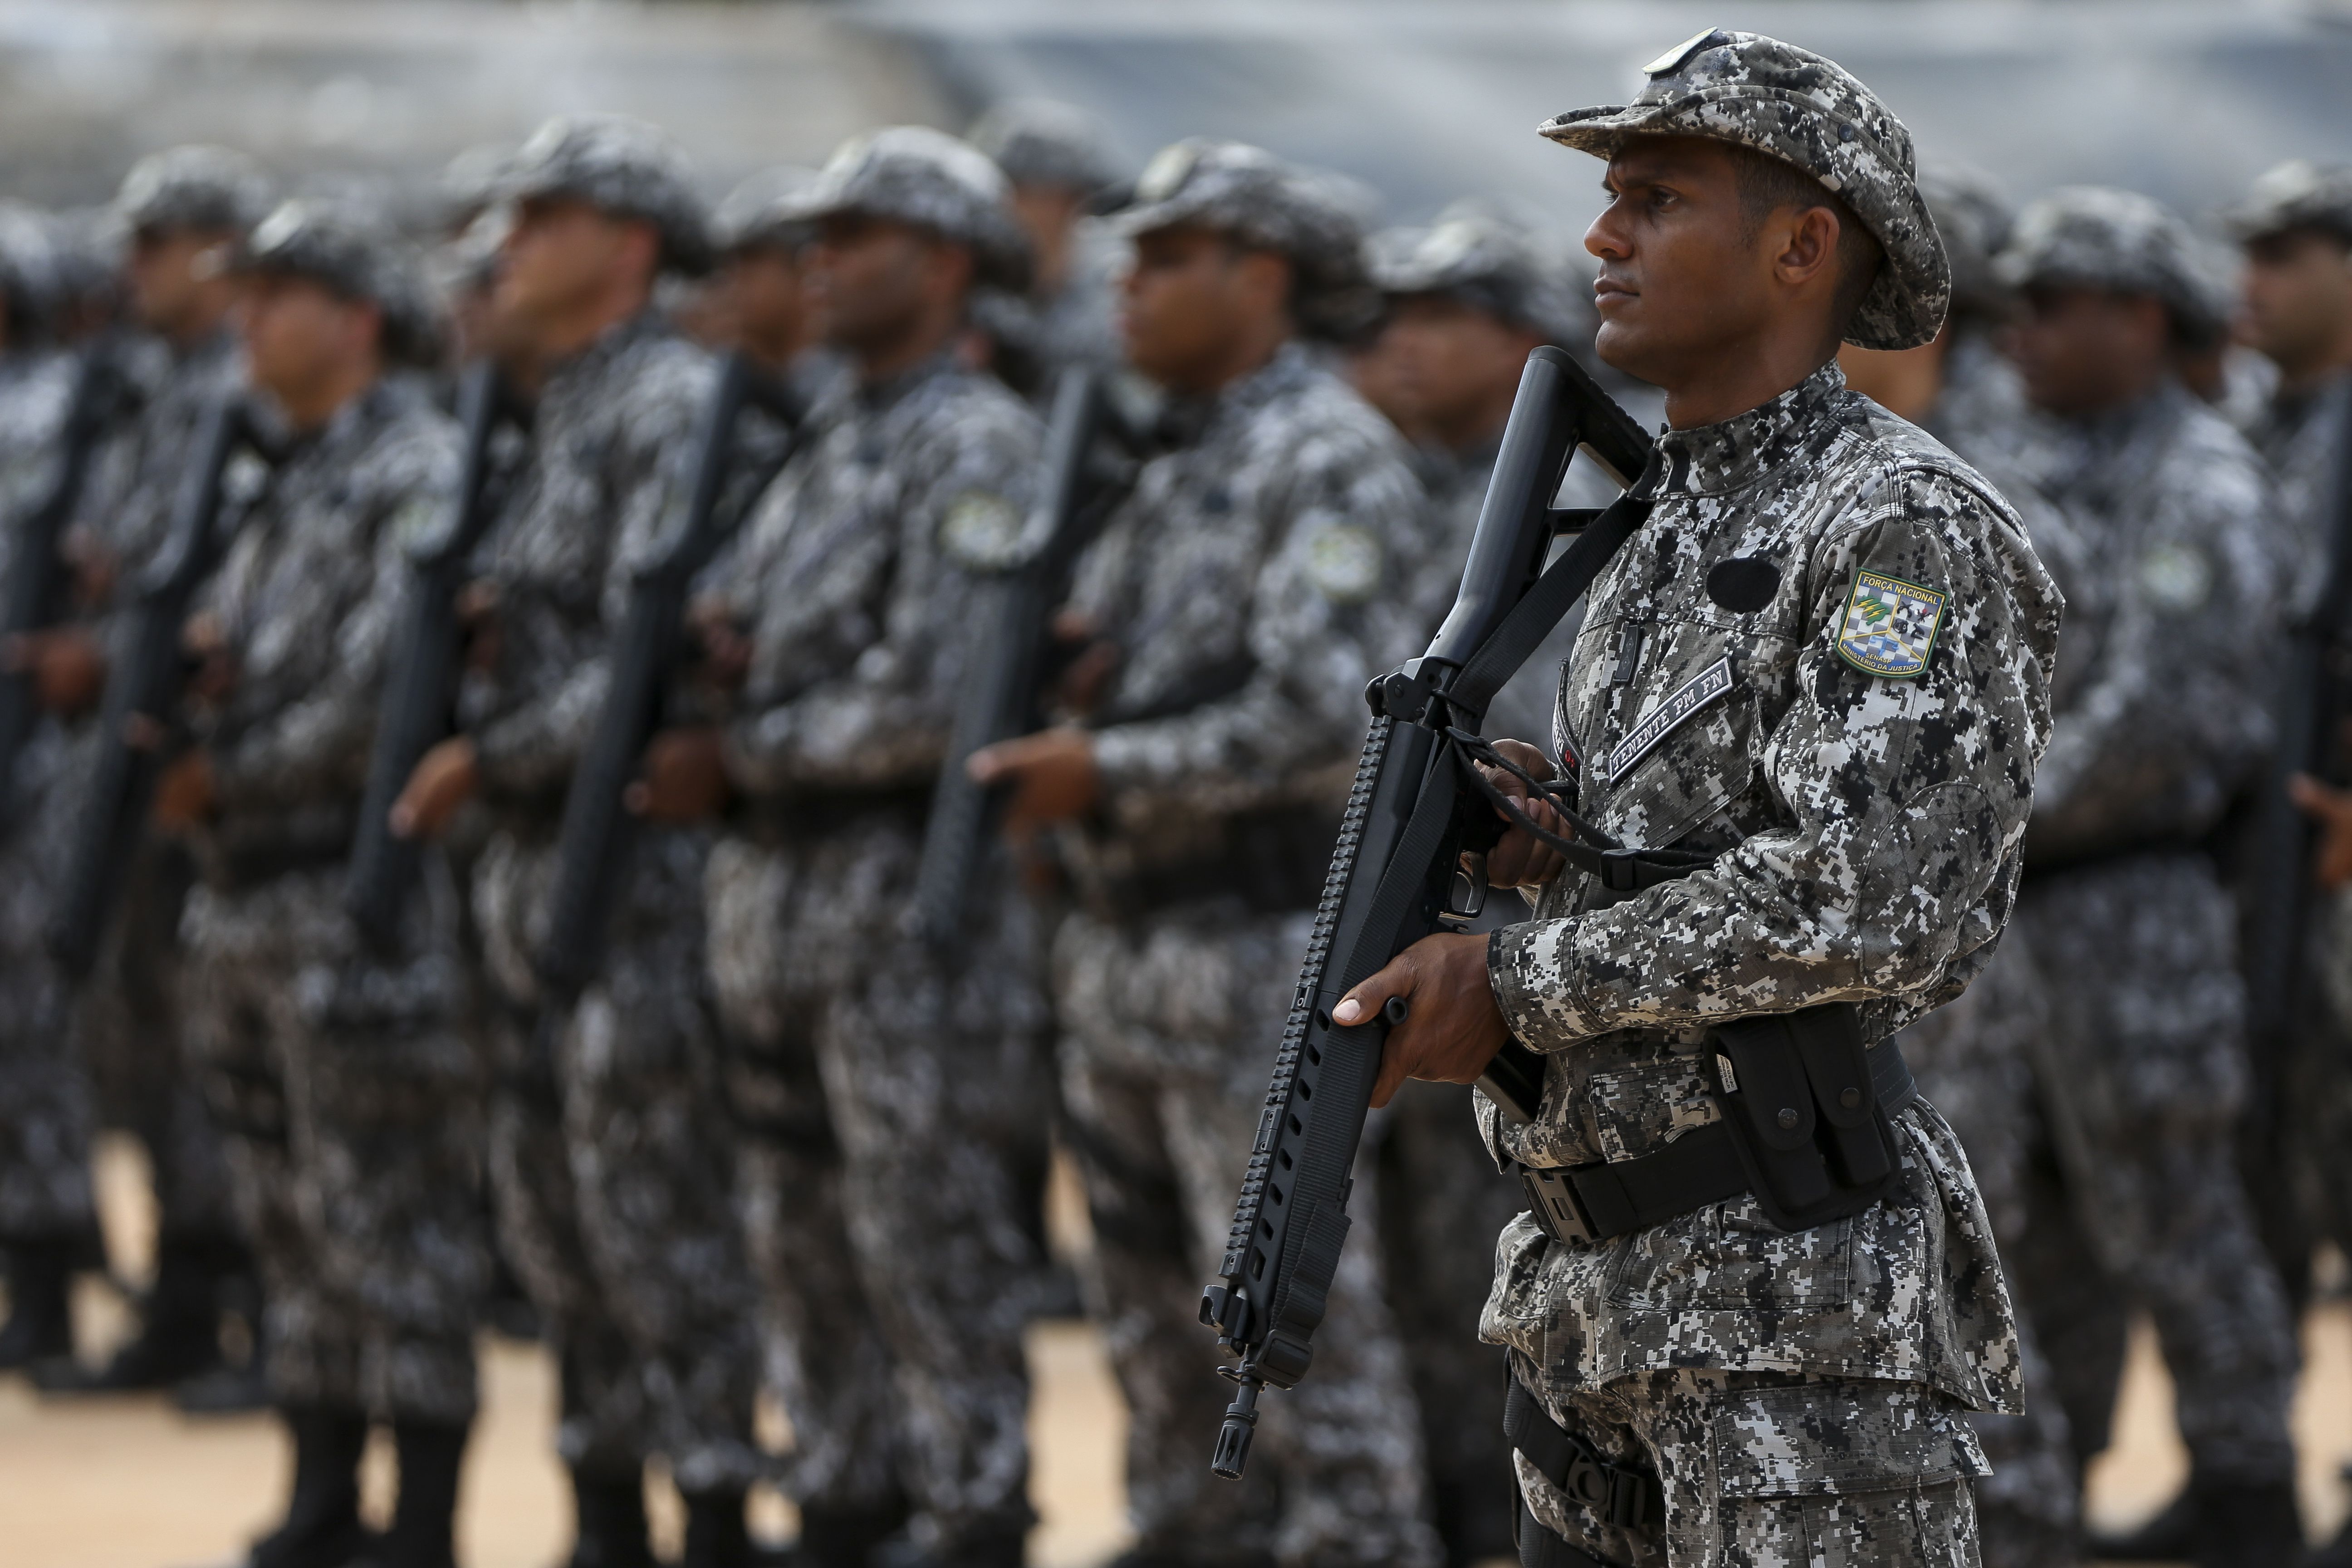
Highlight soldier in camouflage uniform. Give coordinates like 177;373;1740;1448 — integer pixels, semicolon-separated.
22;145;275;1398
968;99;1127;388
707;166;842;401
681;126;1050;1568
0;203;102;1370
386;116;767;1568
1838;173;2088;1568
971;139;1446;1568
1335;33;2062;1568
149;202;485;1568
1988;188;2303;1566
1360;201;1593;1566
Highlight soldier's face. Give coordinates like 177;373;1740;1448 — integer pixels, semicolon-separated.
239;274;378;423
1379;294;1543;446
1585;138;1782;387
2008;286;2171;417
806;214;958;356
1118;225;1289;392
725;245;810;348
127;225;239;339
495;197;652;344
2241;228;2352;380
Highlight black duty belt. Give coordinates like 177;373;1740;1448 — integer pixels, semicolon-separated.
1518;1036;1916;1246
1507;1374;1656;1567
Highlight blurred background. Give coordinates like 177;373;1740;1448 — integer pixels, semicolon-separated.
5;1;2352;1565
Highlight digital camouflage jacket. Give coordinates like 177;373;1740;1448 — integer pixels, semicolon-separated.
1479;361;2058;1413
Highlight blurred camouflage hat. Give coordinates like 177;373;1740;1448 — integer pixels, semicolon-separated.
1536;28;1949;351
1369;198;1588;345
1995;186;2229;343
242;200;442;366
1916;166;2013;322
2227;159;2352;246
1118;139;1380;340
967;99;1120;196
495;114;713;275
802;126;1033;292
114;144;274;238
712;166;821;256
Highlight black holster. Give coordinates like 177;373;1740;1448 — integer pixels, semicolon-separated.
1705;1002;1904;1231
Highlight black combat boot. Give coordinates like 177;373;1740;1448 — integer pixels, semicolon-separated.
248;1405;372;1568
34;1236;224;1392
0;1238;76;1369
794;1500;910;1568
2188;1475;2304;1568
682;1485;752;1568
567;1464;656;1568
351;1418;470;1568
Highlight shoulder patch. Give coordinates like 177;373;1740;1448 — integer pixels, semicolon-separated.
940;490;1027;570
1304;523;1383;604
1833;568;1947;679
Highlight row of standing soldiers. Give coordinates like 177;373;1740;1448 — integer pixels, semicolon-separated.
0;95;2347;1568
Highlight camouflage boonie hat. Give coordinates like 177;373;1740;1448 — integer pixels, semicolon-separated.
1536;28;1949;351
242;200;443;367
1118;139;1380;341
1916;167;2013;322
2227;160;2352;246
1369;199;1588;346
1995;186;2230;344
802;126;1033;293
495;114;713;275
114;144;274;238
967;99;1120;196
712;166;821;256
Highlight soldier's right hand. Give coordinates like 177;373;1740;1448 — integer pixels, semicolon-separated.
4;629;109;716
390;736;480;840
2290;773;2352;890
626;726;731;821
1481;738;1573;889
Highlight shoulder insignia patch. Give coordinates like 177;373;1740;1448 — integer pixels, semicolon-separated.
941;490;1027;571
1304;523;1383;604
1606;656;1734;782
1833;568;1947;679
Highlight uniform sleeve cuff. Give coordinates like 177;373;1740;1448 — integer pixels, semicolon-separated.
1487;918;1606;1053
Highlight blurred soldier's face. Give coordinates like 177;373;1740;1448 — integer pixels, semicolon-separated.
239;274;380;430
2242;228;2352;389
1379;294;1544;452
806;213;968;363
725;243;814;365
127;225;241;344
1009;182;1088;294
2008;286;2171;417
495;196;657;351
1119;225;1290;394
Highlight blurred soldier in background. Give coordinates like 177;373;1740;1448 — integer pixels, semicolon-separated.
28;144;274;1401
968;98;1126;387
706;165;840;400
1844;171;2088;1568
970;138;1444;1568
685;126;1052;1568
1991;186;2303;1567
385;115;769;1568
161;201;486;1568
0;203;103;1372
1357;200;1584;1568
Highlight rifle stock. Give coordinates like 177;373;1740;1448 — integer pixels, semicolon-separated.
47;392;270;981
908;363;1138;953
1198;348;1651;1480
0;344;132;827
533;350;803;1000
345;362;521;946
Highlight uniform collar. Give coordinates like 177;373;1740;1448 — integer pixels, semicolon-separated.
545;309;669;397
1653;359;1846;499
850;344;962;414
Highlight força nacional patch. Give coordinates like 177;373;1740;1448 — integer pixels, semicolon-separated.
1833;568;1947;679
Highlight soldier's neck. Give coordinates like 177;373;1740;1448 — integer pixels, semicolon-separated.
537;280;653;366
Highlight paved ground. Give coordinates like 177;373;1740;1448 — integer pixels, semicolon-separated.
1;1137;2346;1568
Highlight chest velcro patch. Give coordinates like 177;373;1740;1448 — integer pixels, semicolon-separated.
1833;568;1947;679
1605;656;1733;782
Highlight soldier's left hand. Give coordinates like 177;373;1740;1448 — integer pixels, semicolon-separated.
151;750;214;831
2290;773;2352;889
968;726;1099;832
627;726;731;821
1335;931;1511;1108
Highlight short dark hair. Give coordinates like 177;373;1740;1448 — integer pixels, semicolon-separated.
1726;145;1883;333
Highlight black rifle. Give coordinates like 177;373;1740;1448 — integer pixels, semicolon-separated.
344;362;521;946
1198;348;1658;1479
0;343;133;824
533;350;804;999
908;362;1139;952
47;392;273;981
2239;384;2352;1274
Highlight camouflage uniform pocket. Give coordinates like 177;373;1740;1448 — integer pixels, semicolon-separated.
1592;679;1756;853
1582;1053;1720;1163
1607;1195;1857;1312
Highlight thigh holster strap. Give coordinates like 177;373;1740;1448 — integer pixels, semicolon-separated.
1505;1375;1664;1534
